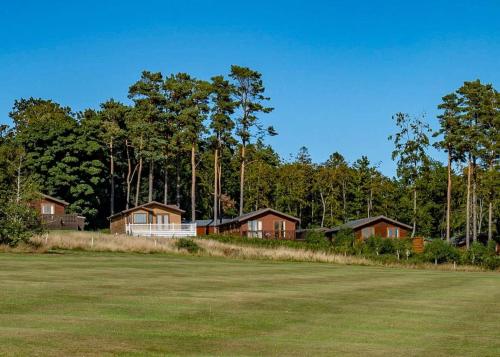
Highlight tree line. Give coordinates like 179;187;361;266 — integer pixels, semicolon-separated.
0;70;498;245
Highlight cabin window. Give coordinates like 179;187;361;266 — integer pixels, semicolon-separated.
274;220;286;238
41;203;54;214
157;214;169;225
361;227;375;239
133;213;147;224
248;220;262;238
387;227;399;238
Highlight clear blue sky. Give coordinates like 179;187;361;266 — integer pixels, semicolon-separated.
1;1;499;176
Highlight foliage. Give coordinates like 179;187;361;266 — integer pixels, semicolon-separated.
0;74;497;245
304;230;329;246
175;238;202;253
0;200;42;246
331;228;355;255
393;238;413;260
424;239;460;264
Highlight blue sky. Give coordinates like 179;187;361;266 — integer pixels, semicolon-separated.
1;1;499;176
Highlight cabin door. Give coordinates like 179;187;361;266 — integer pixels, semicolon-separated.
158;214;169;227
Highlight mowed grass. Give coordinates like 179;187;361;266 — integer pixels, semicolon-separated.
0;252;499;356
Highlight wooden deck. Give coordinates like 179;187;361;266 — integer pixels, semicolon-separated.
41;214;85;230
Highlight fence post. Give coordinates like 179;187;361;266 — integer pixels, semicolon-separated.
149;223;152;237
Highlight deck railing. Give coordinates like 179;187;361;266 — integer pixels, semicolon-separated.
240;230;296;240
126;223;197;238
41;214;85;230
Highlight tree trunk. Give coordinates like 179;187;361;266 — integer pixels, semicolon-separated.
218;160;222;222
134;156;143;207
176;162;181;207
110;139;115;215
163;167;168;205
488;201;493;242
466;157;472;249
16;155;22;203
191;144;196;222
213;147;218;230
478;198;483;234
446;151;452;242
148;160;154;203
320;191;326;228
472;159;477;242
342;180;347;223
125;140;132;210
412;187;417;238
239;144;246;216
488;161;493;241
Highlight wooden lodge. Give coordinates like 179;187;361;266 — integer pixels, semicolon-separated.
109;201;196;238
204;208;301;240
325;215;412;240
32;194;85;230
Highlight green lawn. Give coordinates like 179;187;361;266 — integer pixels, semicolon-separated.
0;252;499;356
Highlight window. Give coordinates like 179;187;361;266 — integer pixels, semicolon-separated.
274;220;286;238
157;215;169;225
387;227;399;238
247;220;262;238
41;203;54;214
361;227;375;239
133;213;147;224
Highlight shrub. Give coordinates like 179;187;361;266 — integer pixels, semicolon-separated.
424;239;460;264
365;236;393;255
0;200;42;246
393;238;413;260
304;230;330;248
175;238;201;253
332;228;355;255
462;241;497;267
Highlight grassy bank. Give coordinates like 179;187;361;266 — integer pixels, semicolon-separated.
0;251;499;356
9;231;491;272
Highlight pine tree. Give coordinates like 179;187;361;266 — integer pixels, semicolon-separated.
229;65;275;215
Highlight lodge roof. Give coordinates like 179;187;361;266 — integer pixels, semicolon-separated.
218;208;301;226
108;201;185;220
40;193;69;206
195;218;233;227
326;215;412;233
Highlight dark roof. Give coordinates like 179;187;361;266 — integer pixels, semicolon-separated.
195;218;233;227
326;215;412;233
40;193;69;206
218;208;300;226
108;201;185;220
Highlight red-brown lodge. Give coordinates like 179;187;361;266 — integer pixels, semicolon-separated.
31;194;85;230
197;208;301;239
325;215;412;240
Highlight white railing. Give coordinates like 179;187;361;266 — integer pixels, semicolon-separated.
126;223;197;238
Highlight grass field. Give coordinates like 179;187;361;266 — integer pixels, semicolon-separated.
0;252;499;356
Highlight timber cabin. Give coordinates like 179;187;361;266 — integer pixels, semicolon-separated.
325;215;412;240
215;208;301;240
195;218;232;236
32;193;85;230
109;201;196;237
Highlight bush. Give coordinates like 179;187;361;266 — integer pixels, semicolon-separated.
304;230;330;248
332;228;355;255
424;239;460;264
462;241;497;268
0;200;42;246
365;236;394;256
393;238;413;260
175;238;201;253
